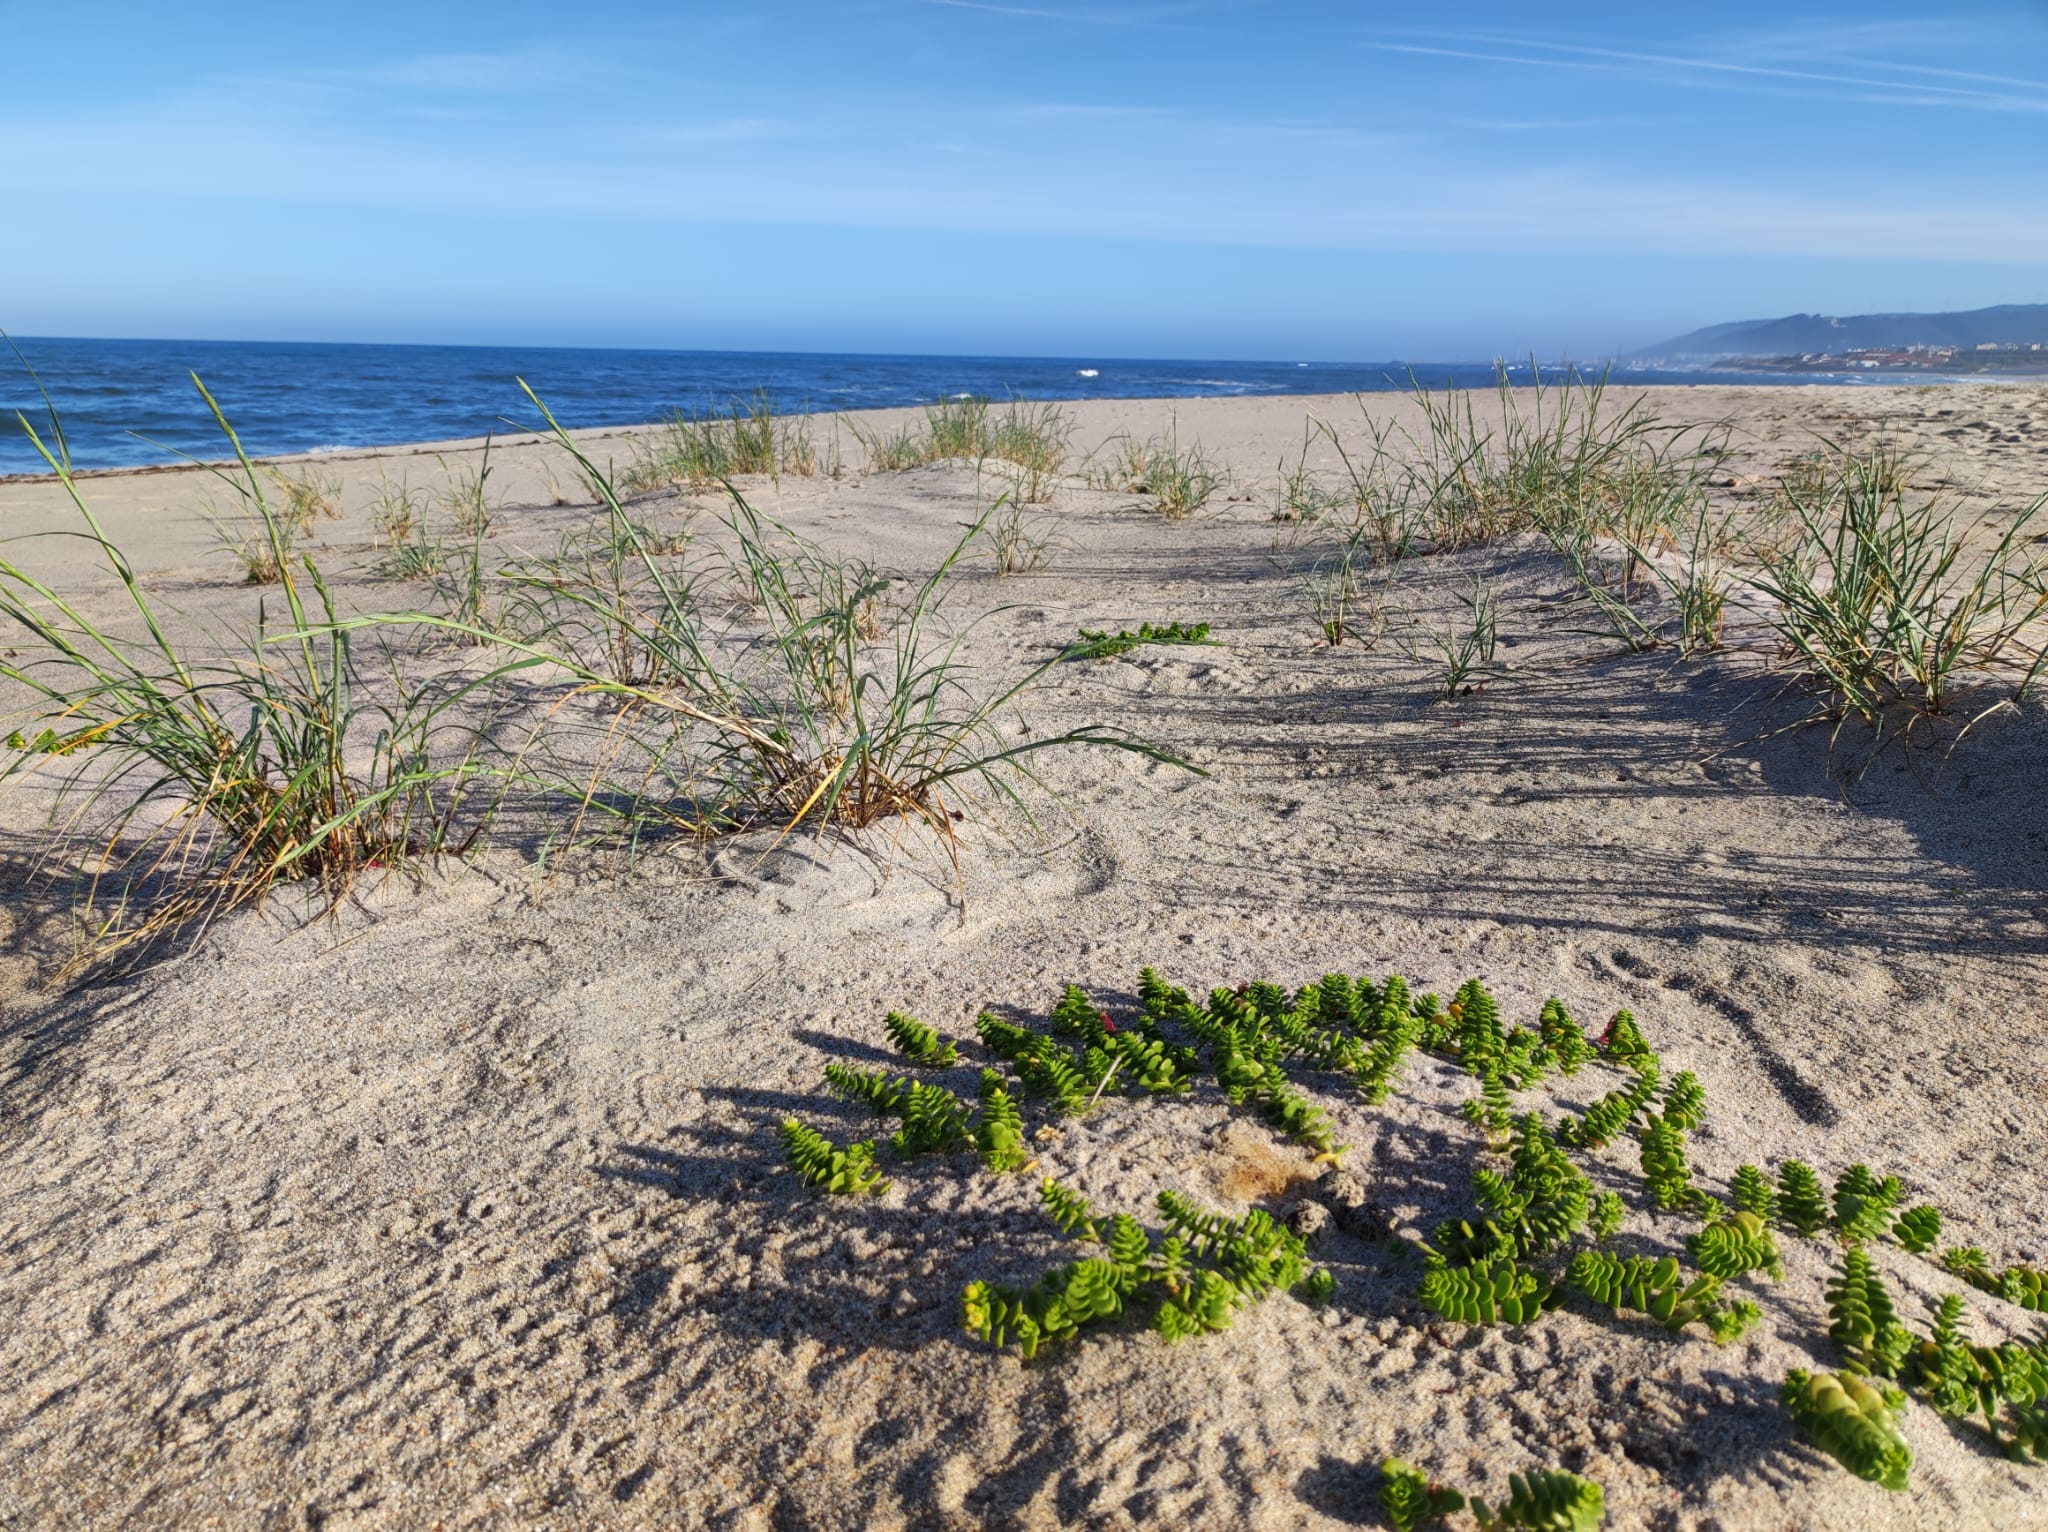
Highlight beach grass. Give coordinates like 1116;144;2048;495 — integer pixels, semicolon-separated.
268;464;344;526
2;378;522;972
1097;422;1222;519
1741;441;2048;738
981;495;1059;575
369;474;426;547
989;401;1071;501
848;417;926;472
11;371;1145;966
212;461;348;583
1271;422;1341;524
370;524;448;582
434;443;497;536
624;393;818;490
1404;573;1502;699
848;397;1071;491
208;489;300;584
923;396;993;460
474;384;1191;851
1290;524;1388;647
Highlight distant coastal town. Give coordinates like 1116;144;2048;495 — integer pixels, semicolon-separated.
1634;304;2048;374
1735;340;2048;375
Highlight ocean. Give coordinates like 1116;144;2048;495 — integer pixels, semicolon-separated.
2;335;1790;477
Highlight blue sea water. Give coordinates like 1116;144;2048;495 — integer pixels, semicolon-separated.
2;335;1795;477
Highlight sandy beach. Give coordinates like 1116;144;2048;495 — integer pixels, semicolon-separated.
3;380;2047;1530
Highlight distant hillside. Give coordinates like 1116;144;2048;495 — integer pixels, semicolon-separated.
1635;304;2048;363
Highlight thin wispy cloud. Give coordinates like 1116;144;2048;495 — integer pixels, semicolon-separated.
4;70;2041;264
1363;29;2048;114
919;0;1075;18
914;0;1240;24
355;48;614;93
1442;29;2048;111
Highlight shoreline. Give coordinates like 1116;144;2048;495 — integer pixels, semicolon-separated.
14;365;2040;485
7;374;2048;489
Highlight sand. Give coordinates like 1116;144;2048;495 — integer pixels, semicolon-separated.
2;382;2047;1530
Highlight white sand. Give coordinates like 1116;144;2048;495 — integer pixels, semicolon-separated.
2;383;2046;1529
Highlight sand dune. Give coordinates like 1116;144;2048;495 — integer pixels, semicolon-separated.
2;382;2046;1529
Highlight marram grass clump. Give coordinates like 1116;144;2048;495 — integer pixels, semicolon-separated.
3;373;516;974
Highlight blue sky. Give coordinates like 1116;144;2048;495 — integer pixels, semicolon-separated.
2;0;2046;359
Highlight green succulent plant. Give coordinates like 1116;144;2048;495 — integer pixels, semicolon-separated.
1639;1113;1702;1211
1462;1066;1516;1139
1420;1256;1561;1325
779;1118;889;1195
788;966;2048;1498
1557;1065;1660;1150
1911;1292;2048;1457
1731;1165;1776;1221
1461;1115;1593;1260
1537;998;1594;1075
963;1180;1331;1357
823;1062;911;1116
1689;1211;1785;1281
1589;1192;1625;1242
823;1064;974;1158
1827;1249;1911;1377
888;1079;975;1157
2001;1269;2048;1313
972;1070;1032;1172
1568;1250;1753;1341
1379;1459;1465;1530
1660;1072;1706;1132
1040;1178;1103;1238
1777;1161;1830;1237
1356;1018;1419;1103
1598;1010;1656;1072
1945;1250;2048;1314
1833;1164;1905;1244
1469;1467;1606;1531
883;1009;958;1067
1067;619;1214;660
1891;1205;1941;1255
1782;1368;1912;1491
976;1010;1101;1114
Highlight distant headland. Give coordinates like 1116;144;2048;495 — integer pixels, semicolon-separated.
1632;303;2048;375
